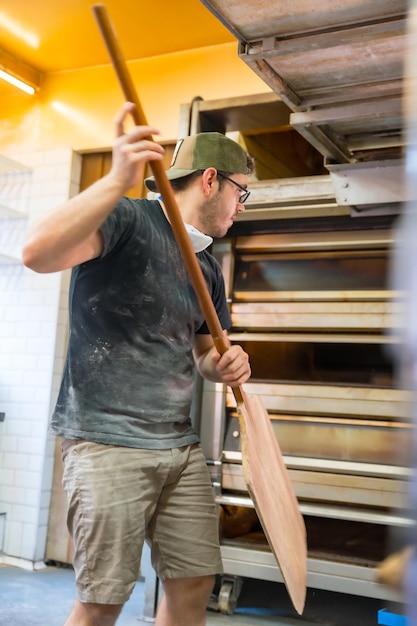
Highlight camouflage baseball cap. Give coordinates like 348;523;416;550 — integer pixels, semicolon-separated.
145;132;250;192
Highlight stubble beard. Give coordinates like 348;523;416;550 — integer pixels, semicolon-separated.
198;192;229;239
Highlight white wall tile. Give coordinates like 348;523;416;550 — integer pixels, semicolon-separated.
5;519;23;554
17;436;45;456
1;486;25;504
0;147;78;563
30;420;48;439
3;417;31;436
34;524;48;562
8;387;37;403
22;488;40;508
3;452;29;470
20;523;37;560
12;504;38;524
0;436;17;452
0;468;14;485
38;505;49;527
27;455;43;474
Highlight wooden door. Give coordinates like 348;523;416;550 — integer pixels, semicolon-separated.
45;143;175;564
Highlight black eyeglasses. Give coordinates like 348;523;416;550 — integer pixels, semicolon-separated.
217;172;250;204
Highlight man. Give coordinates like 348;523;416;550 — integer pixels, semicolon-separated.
23;101;253;626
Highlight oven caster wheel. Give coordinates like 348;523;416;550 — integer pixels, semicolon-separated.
218;576;243;615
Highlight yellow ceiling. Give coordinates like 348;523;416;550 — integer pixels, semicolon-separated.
0;0;234;76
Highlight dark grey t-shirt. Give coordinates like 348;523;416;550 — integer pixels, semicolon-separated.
50;198;231;449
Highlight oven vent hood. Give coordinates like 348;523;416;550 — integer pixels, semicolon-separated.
237;171;402;223
326;159;407;217
200;0;406;164
200;0;408;212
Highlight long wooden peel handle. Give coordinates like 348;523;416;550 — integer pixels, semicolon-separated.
92;4;230;354
92;5;246;405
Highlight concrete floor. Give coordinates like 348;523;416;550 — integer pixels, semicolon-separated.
0;564;301;626
0;562;394;626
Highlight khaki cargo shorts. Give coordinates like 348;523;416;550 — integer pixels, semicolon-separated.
61;440;223;604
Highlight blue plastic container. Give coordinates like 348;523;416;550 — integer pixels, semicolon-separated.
378;608;409;626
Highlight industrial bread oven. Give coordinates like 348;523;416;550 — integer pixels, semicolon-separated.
141;0;413;605
185;0;412;611
198;213;412;612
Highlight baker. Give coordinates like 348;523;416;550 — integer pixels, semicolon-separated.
23;101;253;626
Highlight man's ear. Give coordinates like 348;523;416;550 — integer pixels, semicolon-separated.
201;168;218;196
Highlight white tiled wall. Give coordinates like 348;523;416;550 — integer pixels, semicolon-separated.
0;148;80;568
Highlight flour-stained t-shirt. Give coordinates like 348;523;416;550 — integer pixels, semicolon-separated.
50;198;231;449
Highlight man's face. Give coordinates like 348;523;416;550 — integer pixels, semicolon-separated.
197;173;248;238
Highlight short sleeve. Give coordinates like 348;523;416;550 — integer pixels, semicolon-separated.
99;197;140;258
196;251;232;334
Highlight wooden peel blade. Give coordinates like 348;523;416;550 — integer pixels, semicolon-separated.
237;389;307;614
91;3;307;614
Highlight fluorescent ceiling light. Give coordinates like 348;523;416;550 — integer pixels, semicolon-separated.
0;48;41;94
0;69;35;94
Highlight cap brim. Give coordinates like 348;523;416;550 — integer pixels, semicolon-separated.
144;168;199;191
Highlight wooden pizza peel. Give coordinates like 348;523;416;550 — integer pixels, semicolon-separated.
92;4;307;614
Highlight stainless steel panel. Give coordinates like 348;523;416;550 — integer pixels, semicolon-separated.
231;300;401;331
224;413;412;465
217;494;414;527
234;229;393;252
220;545;403;601
226;383;412;421
221;462;410;510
